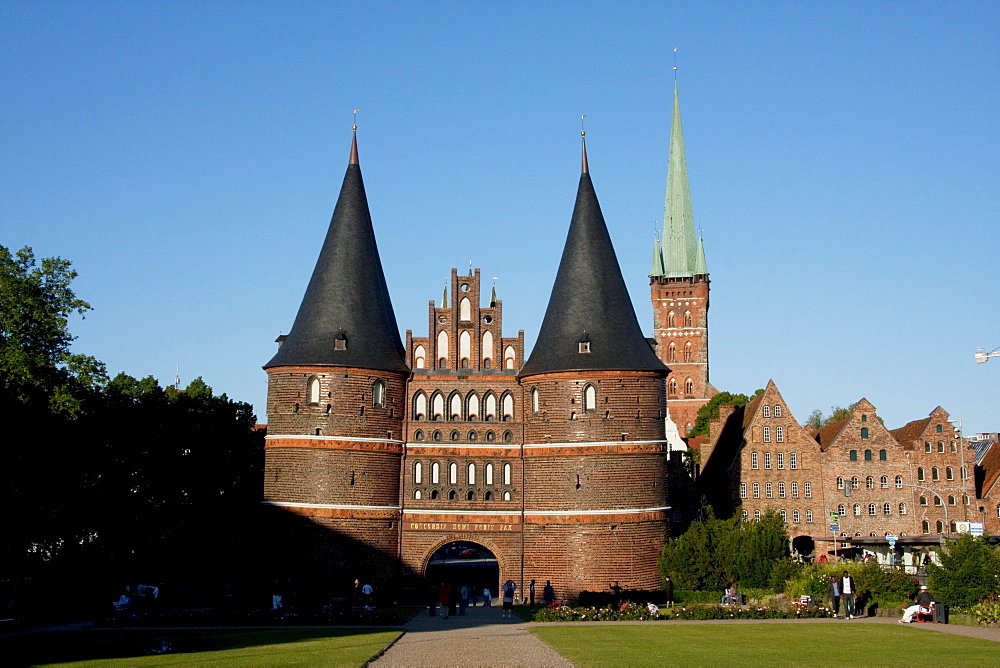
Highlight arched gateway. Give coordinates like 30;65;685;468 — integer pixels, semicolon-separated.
424;540;501;603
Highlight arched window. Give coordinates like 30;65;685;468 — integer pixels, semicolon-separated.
684;378;693;395
413;392;427;420
501;392;514;421
866;476;874;489
883;503;891;515
752;482;760;498
740;482;747;499
861;427;869;439
683;342;693;362
925;441;932;453
899;503;906;515
880;476;888;488
503;491;512;501
431;392;445;420
849;450;858;461
437;330;449;367
466;490;475;501
449;392;462;420
837;504;845;515
936;424;943;433
468;430;477;441
433;430;442;442
792;510;800;523
484;393;497;421
864;449;872;461
485;430;495;442
449;462;457;484
503;463;512;485
937;441;944;453
879;449;887;461
482;330;493;367
868;504;876;516
935;520;944;533
459;330;471;366
779;509;787;523
468;462;476;485
308;376;321;404
922;520;930;534
504;346;516;369
774;405;782;417
667;343;676;362
742;509;749;520
765;482;773;498
414;430;424;441
919;496;927;506
667;311;676;328
778;482;786;498
431;489;439;500
372;379;385;408
584;384;596;412
467;392;480;421
448;490;457;500
668;378;678;395
917;467;925;481
804;482;812;498
414;462;423;483
414;345;426;369
948;495;956;506
946;467;953;480
753;509;761;521
932;467;940;481
790;453;798;469
683;311;692;327
763;405;771;418
484;491;493;501
895;475;903;488
450;430;460;442
485;463;494;485
460;297;471;321
806;510;813;523
776;426;784;443
503;430;512;443
851;476;859;489
431;462;440;484
531;387;540;415
853;504;861;516
836;476;844;490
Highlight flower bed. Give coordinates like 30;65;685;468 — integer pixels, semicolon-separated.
532;601;834;622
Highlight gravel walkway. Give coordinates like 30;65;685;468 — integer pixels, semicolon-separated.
369;605;570;668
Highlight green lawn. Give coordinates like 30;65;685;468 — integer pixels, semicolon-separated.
531;624;999;667
4;628;401;667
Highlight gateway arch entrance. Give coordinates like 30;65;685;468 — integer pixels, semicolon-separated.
425;541;500;604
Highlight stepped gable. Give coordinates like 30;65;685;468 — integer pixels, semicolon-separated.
265;131;408;373
520;137;667;377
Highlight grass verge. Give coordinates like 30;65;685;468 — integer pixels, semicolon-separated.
4;628;401;667
531;624;999;666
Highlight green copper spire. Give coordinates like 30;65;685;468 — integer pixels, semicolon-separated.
651;236;665;276
441;283;449;309
653;81;706;278
694;235;707;275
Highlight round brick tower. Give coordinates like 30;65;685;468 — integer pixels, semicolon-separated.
263;129;408;588
518;136;671;598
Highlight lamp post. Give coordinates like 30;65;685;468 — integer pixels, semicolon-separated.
948;419;967;521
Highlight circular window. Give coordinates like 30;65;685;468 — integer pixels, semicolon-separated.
437;315;447;323
483;315;493;324
460;283;470;292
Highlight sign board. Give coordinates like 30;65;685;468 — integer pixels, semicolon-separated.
830;524;840;533
829;512;840;523
886;534;897;547
971;522;984;536
956;521;971;534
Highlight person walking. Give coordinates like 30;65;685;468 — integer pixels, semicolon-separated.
663;576;674;608
840;571;857;619
827;576;841;617
501;580;517;619
529;579;536;607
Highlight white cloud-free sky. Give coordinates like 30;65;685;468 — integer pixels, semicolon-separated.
3;1;998;434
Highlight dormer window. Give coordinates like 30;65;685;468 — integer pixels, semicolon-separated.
334;329;348;351
578;332;591;354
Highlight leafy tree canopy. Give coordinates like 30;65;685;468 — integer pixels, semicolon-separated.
0;245;106;416
928;534;1000;608
687;389;764;438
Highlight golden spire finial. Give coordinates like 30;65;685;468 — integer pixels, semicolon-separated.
353;109;360;131
672;47;678;79
580;114;587;137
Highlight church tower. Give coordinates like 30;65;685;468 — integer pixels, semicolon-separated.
519;134;671;595
650;81;715;436
263;128;408;582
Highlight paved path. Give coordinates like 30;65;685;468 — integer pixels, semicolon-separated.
370;605;570;668
370;608;1000;667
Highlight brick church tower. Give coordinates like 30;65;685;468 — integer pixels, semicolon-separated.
262;129;409;580
650;81;716;436
518;135;671;594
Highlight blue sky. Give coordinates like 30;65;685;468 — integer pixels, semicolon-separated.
3;1;998;435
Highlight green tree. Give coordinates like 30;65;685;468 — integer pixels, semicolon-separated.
927;534;1000;608
0;245;105;416
688;389;764;438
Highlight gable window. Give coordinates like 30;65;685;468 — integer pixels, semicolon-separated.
804;482;812;498
763;405;771;418
778;482;786;498
777;453;785;469
765;482;773;498
776;426;784;443
937;441;944;453
925;441;932;453
879;449;887;461
763;427;771;443
751;452;759;470
791;482;799;498
864;449;872;461
861;427;869;439
899;503;906;515
849;450;858;461
936;424;943;433
774;405;782;417
789;452;798;469
764;452;772;469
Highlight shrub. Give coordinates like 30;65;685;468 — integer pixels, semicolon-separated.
531;601;833;623
784;563;918;609
928;535;1000;609
969;598;1000;627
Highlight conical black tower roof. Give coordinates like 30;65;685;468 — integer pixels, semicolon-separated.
265;132;408;373
520;139;667;377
